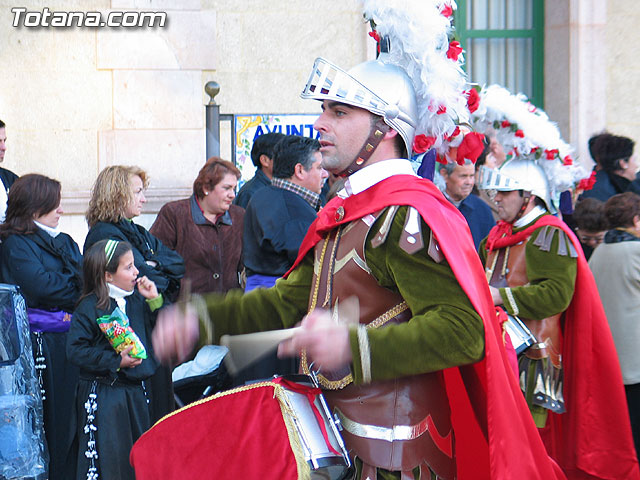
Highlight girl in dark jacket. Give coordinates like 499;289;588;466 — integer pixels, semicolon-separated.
0;174;83;480
67;240;164;480
84;165;183;421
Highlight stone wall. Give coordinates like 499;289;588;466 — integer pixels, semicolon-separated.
2;0;639;246
0;0;367;245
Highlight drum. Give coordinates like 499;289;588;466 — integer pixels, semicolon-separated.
131;374;351;480
276;374;351;479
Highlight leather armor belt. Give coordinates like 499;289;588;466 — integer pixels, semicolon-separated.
335;408;432;442
524;342;548;360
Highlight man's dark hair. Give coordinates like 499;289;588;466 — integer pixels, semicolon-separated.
0;119;5;129
593;133;635;173
251;132;286;169
272;136;321;179
588;132;607;165
604;192;640;229
474;135;492;167
574;198;609;231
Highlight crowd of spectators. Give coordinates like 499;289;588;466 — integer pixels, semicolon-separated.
3;112;640;477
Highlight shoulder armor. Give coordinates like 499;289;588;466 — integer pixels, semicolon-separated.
399;207;424;255
371;206;399;248
531;225;578;258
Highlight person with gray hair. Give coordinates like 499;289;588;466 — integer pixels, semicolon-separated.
438;160;494;249
242;135;327;291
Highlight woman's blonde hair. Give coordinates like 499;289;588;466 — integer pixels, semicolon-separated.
86;165;148;227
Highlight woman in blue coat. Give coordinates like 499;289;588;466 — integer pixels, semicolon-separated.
0;174;83;480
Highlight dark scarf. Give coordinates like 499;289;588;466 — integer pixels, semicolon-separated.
604;228;640;244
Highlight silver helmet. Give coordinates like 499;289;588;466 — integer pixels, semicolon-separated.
301;56;418;157
477;158;555;213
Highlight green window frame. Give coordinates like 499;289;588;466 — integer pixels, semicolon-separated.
455;0;545;108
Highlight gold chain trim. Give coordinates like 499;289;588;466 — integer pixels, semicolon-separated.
309;236;330;311
302;301;409;390
502;246;510;277
485;250;499;283
322;228;342;308
366;301;408;329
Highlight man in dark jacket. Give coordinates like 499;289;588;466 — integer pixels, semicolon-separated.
243;135;326;291
439;160;495;249
0;119;19;221
234;132;286;208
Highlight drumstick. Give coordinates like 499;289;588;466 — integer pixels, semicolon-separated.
220;327;302;376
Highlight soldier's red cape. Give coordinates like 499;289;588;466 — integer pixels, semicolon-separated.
287;174;567;479
485;214;640;479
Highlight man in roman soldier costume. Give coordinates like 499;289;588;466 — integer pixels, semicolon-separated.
475;85;640;479
149;2;570;479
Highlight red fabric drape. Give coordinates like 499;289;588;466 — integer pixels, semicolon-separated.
288;175;565;479
485;214;640;479
130;383;301;480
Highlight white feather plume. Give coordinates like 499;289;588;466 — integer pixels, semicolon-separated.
362;0;468;154
472;84;590;196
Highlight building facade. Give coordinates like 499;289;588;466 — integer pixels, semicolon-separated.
0;0;635;244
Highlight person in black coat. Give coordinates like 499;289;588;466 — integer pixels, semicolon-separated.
84;165;183;422
0;174;83;480
0;119;19;221
581;133;640;202
67;240;164;480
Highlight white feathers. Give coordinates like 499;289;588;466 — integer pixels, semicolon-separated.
472;84;590;199
362;0;468;153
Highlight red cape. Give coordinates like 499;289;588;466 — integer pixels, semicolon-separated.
485;215;640;479
288;175;565;479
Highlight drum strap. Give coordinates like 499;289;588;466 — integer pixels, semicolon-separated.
272;377;341;456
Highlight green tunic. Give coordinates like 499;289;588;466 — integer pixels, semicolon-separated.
199;206;485;478
479;214;577;426
479;215;577;320
203;206;484;382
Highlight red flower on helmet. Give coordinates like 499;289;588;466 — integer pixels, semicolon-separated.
441;5;453;17
563;155;573;166
545;149;559;160
456;132;486;165
413;134;437;154
466;88;480;113
578;171;597;191
445;126;461;141
515;129;524;138
501;120;511;128
437;105;447;115
447;41;463;61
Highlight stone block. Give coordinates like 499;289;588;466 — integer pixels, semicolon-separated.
98;129;206;189
113;70;203;129
0;70;112;131
6;128;99;191
97;10;216;70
